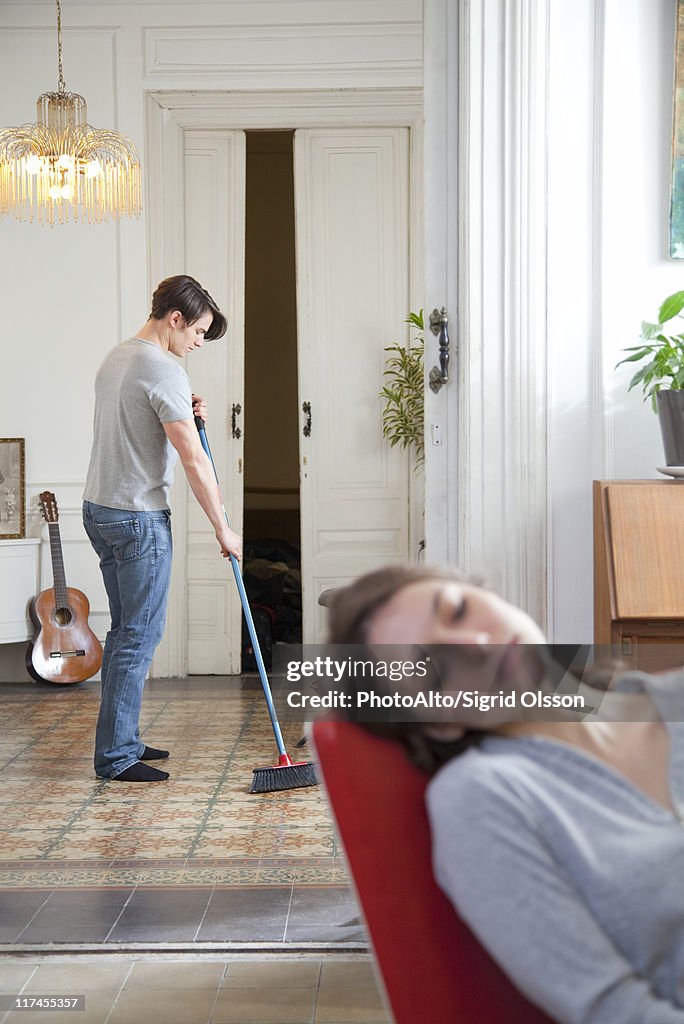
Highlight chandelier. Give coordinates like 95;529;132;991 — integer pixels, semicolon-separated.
0;0;141;225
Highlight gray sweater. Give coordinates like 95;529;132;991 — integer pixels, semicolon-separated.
426;670;684;1024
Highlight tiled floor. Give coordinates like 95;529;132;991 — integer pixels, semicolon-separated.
0;675;365;949
0;955;392;1024
0;885;364;947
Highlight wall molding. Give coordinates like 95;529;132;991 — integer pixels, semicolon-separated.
143;23;422;89
145;94;187;679
457;0;550;626
148;87;423;129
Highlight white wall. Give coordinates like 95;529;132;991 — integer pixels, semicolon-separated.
0;18;130;671
0;0;421;678
425;0;680;645
602;0;682;475
1;0;678;667
547;0;681;642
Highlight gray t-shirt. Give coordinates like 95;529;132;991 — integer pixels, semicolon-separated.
83;338;192;511
427;669;684;1024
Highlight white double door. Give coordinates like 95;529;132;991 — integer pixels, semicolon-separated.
183;126;411;672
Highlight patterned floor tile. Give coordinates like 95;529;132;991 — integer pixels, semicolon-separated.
75;804;208;830
44;832;195;861
0;835;59;860
0;678;349;899
191;831;269;859
0;808;70;830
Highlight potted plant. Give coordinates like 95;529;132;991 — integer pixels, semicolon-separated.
617;289;684;466
379;310;424;466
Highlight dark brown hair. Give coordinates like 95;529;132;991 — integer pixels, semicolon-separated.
327;564;479;646
150;275;227;341
327;565;487;774
327;566;604;774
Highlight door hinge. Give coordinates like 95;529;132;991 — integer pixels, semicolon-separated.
302;401;312;437
231;403;242;439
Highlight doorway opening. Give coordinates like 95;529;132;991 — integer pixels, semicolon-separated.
242;130;302;668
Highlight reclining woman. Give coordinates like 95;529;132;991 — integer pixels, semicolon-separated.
327;565;684;1024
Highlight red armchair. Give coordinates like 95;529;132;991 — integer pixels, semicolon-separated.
311;719;554;1024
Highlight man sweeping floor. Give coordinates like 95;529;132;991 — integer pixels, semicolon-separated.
82;275;241;782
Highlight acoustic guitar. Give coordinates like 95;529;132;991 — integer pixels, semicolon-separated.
26;491;103;685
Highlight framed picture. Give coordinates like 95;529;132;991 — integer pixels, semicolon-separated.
0;438;25;539
671;0;684;257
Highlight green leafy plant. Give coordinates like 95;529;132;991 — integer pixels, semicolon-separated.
380;310;424;464
617;290;684;411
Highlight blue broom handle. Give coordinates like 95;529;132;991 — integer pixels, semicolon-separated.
194;417;287;758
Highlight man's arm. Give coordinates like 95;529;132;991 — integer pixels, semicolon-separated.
163;417;241;560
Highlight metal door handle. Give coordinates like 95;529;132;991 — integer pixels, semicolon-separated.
231;403;242;439
428;307;450;393
302;401;312;437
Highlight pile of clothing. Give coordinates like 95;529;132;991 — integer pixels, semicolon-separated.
241;538;302;670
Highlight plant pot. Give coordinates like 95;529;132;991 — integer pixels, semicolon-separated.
656;389;684;465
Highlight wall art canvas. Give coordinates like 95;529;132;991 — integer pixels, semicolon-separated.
0;438;25;539
671;0;684;257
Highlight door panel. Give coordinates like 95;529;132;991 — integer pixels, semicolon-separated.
294;128;411;642
423;0;460;566
184;130;246;674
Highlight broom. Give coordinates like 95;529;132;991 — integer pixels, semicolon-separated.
194;416;317;793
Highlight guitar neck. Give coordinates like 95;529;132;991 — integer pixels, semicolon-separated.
47;522;69;609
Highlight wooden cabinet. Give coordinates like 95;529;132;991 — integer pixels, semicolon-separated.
594;480;684;672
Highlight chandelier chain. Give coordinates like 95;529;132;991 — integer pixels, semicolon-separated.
56;0;65;94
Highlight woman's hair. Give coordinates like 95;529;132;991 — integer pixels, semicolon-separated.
327;565;615;773
327;564;478;646
150;275;228;341
327;565;487;774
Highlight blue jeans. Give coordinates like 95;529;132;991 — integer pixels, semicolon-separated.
82;501;173;778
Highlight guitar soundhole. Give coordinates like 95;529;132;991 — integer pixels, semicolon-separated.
55;607;73;626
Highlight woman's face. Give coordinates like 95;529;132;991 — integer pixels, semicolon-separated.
366;579;546;647
365;580;547;732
